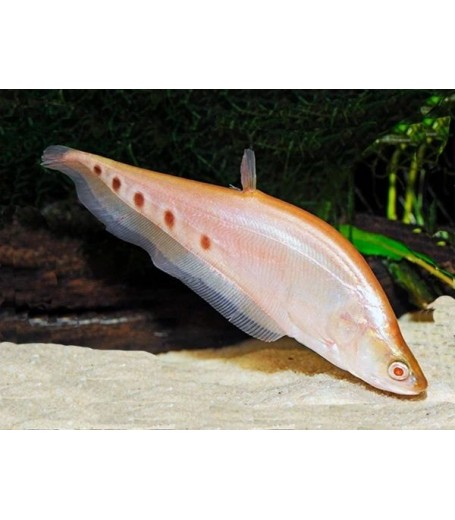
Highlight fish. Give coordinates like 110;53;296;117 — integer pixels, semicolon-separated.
41;145;428;395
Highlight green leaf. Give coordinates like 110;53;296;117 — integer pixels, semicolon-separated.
339;225;411;260
339;225;455;290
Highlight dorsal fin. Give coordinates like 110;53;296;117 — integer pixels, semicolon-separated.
240;149;256;192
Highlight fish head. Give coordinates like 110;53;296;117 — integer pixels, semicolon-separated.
327;301;428;395
349;322;428;396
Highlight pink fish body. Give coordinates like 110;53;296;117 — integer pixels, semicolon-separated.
42;146;427;395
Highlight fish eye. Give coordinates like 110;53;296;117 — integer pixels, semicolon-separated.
388;361;410;381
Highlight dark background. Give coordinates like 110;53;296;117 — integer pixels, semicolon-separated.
2;89;455;224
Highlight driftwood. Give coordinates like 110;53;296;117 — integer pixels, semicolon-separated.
1;214;454;352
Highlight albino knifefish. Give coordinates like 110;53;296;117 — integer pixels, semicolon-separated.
41;146;428;395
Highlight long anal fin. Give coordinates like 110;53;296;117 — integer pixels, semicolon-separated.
41;146;284;343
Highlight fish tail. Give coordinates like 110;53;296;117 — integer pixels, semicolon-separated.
41;145;73;169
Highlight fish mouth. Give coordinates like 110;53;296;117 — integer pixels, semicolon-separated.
411;373;428;394
406;359;428;395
